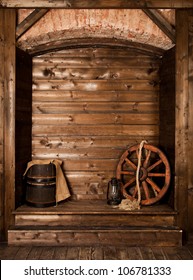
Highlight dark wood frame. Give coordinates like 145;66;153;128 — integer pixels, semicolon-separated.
1;0;193;8
0;2;193;242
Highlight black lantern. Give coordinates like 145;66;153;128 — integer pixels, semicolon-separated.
107;177;122;205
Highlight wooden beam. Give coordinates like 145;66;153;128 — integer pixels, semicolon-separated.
142;9;175;43
26;37;164;57
1;0;193;9
188;11;193;235
175;9;189;238
0;9;5;241
16;9;49;40
3;9;16;240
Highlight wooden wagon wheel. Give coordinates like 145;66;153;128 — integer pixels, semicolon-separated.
116;144;171;205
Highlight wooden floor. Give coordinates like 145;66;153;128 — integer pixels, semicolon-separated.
1;243;193;260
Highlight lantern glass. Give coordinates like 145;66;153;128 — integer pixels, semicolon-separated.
107;177;122;205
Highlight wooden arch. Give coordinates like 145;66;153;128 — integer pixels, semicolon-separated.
25;37;165;57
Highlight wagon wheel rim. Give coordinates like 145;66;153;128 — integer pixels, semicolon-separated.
116;144;171;205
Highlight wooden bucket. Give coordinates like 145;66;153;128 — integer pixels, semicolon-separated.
25;163;56;207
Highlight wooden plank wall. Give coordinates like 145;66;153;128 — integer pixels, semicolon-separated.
15;48;32;208
32;47;160;200
159;47;175;206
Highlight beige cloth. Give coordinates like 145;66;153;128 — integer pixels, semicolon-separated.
23;159;71;203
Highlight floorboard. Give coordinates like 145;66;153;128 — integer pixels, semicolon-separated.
150;247;167;260
1;244;193;260
139;247;156;260
39;247;56;260
53;247;68;260
27;246;43;260
14;246;32;260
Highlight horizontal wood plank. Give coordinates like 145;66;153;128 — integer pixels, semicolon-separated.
32;136;158;149
32;147;124;159
8;227;182;247
33;67;159;80
2;0;193;8
32;113;159;125
32;124;159;136
32;101;158;113
38;48;159;58
33;91;158;102
33;57;159;67
32;79;159;91
15;213;175;228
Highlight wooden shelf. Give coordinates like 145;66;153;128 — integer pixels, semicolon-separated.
14;199;177;215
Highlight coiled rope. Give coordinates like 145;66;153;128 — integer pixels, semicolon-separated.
118;140;147;210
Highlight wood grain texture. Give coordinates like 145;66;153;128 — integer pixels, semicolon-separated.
188;10;193;236
28;37;164;57
1;0;193;8
3;9;16;241
8;226;182;246
0;9;4;242
175;10;189;235
32;46;160;199
1;243;193;260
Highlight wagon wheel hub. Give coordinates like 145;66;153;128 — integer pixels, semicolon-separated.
139;167;148;181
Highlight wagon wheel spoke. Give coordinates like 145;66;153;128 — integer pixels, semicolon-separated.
122;177;136;199
132;185;138;198
136;148;139;159
142;181;150;199
148;173;166;177
147;159;162;172
143;150;151;168
123;177;136;189
146;177;161;194
125;158;137;170
120;171;135;176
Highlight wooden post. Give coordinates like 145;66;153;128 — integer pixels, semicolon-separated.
175;9;189;239
188;10;193;235
0;9;5;241
0;9;16;241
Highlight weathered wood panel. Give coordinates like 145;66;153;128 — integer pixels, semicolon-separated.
2;9;16;241
1;0;193;8
32;80;159;91
32;46;160;200
188;11;193;235
15;48;32;208
32;124;159;136
32;113;159;125
33;92;158;102
33;67;159;80
33;48;159;58
175;10;189;236
31;38;164;57
0;9;5;242
33;102;158;113
8;227;182;247
1;243;193;260
33;56;160;67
